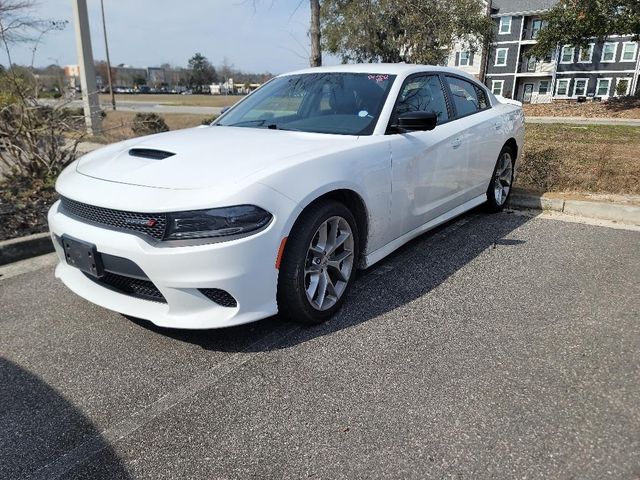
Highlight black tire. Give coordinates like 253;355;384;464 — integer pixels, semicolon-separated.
277;200;359;325
485;145;515;213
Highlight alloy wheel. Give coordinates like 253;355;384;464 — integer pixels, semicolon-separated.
494;152;513;206
304;216;355;311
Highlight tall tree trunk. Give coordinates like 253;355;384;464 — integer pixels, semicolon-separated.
310;0;322;67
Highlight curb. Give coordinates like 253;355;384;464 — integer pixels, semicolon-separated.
0;232;54;267
508;192;640;226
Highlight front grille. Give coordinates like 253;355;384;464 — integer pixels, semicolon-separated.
60;197;167;240
85;272;166;303
199;288;237;308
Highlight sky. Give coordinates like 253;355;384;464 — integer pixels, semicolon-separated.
4;0;340;73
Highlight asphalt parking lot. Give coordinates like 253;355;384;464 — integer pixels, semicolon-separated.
1;210;639;480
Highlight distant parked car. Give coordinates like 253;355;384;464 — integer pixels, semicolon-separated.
48;64;524;329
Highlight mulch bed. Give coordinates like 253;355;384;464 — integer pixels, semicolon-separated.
524;96;640;119
0;177;59;242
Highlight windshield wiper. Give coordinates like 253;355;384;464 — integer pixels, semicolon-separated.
266;124;301;132
221;119;267;127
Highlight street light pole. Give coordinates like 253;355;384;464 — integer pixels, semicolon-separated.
72;0;102;135
100;0;116;111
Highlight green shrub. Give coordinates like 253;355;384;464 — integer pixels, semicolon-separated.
131;113;169;136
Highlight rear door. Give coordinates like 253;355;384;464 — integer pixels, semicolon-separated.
386;73;466;237
443;75;501;202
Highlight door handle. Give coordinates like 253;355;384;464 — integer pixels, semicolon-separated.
451;137;462;149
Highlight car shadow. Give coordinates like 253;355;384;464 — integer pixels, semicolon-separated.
128;209;532;353
0;358;132;479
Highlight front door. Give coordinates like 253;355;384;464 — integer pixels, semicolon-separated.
386;74;465;237
523;84;534;103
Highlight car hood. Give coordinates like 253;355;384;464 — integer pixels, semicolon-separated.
76;126;357;190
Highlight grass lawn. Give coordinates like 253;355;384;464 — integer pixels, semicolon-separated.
99;111;212;142
99;94;244;108
520;124;640;195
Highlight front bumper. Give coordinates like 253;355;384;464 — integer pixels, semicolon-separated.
48;200;285;329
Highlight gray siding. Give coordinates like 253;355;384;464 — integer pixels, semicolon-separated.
553;73;634;98
556;37;638;73
486;76;516;98
486;43;519;75
493;15;523;42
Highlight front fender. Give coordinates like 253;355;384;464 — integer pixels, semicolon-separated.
258;137;393;254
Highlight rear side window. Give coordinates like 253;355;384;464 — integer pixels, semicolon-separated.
395;75;449;124
445;76;489;117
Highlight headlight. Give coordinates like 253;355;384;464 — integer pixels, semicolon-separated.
164;205;272;241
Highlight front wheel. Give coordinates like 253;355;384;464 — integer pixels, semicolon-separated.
485;145;515;212
277;201;359;325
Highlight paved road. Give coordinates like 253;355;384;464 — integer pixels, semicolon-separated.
1;212;639;480
49;99;224;116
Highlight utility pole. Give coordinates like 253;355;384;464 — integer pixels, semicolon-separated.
309;0;322;67
100;0;116;110
479;0;492;85
72;0;102;135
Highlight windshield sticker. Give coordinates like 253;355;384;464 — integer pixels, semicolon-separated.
358;110;369;118
368;74;389;83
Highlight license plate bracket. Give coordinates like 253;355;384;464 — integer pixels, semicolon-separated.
61;235;104;278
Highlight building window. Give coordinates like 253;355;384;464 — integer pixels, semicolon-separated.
560;45;575;64
491;80;505;96
531;19;543;39
459;51;471;66
538;80;550;95
495;48;509;66
573;78;588;97
596;78;612;97
578;44;595;63
555;79;569;97
499;16;512;35
601;42;618;62
621;42;638;62
615;78;632;96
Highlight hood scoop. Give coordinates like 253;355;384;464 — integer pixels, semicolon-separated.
128;148;175;160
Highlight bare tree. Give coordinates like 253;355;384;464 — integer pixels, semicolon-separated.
309;0;322;66
0;0;81;180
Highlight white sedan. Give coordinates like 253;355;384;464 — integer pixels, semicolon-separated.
48;64;524;329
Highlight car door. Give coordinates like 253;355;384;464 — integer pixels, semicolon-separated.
387;73;467;237
443;75;501;202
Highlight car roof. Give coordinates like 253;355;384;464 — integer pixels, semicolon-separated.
280;63;480;82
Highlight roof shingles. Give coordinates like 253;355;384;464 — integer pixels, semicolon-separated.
492;0;558;15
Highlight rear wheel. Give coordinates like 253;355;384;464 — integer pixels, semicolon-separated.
486;145;515;212
278;201;358;325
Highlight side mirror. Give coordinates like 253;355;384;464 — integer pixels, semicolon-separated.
220;106;230;115
394;111;438;132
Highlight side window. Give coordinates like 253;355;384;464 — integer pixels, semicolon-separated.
394;75;449;125
445;76;486;118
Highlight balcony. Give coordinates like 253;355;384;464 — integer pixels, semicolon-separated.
517;57;554;75
521;28;541;42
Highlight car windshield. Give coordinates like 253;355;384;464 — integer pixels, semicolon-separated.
215;72;396;135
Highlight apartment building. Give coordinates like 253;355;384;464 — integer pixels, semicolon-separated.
450;0;640;103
